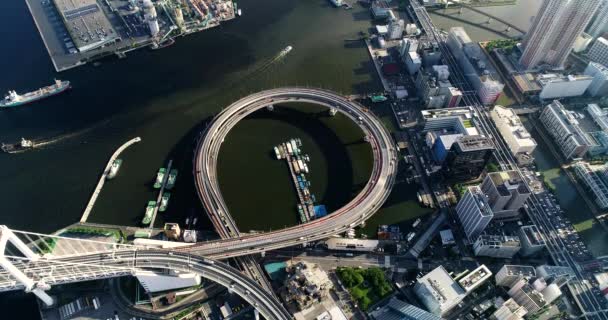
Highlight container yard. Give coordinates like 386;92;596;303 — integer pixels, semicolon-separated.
25;0;238;71
274;139;326;224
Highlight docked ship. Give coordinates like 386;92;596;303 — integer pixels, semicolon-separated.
154;168;166;189
106;159;123;180
1;138;35;154
142;201;156;225
166;169;178;190
1;80;70;109
159;193;171;212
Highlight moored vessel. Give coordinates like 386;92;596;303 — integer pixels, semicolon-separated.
107;159;123;179
159;193;171;212
142;201;156;225
1;80;70;109
154;168;166;189
166;169;178;190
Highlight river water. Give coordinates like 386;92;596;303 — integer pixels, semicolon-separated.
0;0;604;316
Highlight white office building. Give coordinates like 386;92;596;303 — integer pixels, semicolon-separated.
537;74;593;100
520;0;601;69
414;266;466;316
495;265;537;288
589;37;608;67
539;100;591;159
585;62;608;97
507;279;548;315
388;19;405;40
473;235;521;259
572;162;608;209
573;33;594;53
421;107;479;135
456;186;493;241
491;106;537;155
458;265;492;292
491;298;528;320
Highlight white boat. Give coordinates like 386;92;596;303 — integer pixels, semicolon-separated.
107;159;123;180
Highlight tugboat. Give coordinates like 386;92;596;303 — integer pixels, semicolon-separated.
106;159;122;179
165;169;178;190
142;201;156;225
159;193;171;212
1;138;35;154
154;168;166;189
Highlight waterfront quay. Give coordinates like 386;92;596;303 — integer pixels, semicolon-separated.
25;0;236;72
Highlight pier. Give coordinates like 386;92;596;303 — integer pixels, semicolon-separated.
274;140;321;224
148;160;173;228
80;137;142;223
364;39;392;92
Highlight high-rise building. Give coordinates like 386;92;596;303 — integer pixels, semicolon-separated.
480;171;531;220
537;74;593;100
388;19;405;40
491;298;528;320
507;279;548;315
414;266;467;316
585;62;608;97
370;297;441;320
587;0;608;38
473;235;521;259
445;135;494;181
536;265;575;287
539;100;592;159
589;37;608;68
447;27;504;104
495;265;537;288
455;186;493;240
520;0;601;69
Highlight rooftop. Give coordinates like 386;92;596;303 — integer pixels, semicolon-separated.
501;265;537;279
468;186;494;218
416;266;466;312
487;170;530;196
520;225;546;246
458;265;492;292
491;106;537;149
455;135;494;152
537;73;594;87
370;297;441;320
476;234;521;247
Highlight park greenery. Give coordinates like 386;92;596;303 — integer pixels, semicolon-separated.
485;39;518;53
336;267;393;311
65;227;125;243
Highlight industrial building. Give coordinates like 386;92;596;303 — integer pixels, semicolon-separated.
495;265;537;288
473;234;521;259
572;161;608;209
491;298;528;320
447;27;504;105
589;37;608;67
52;0;120;52
414;266;467;316
519;0;601;69
444;135;494;181
370;297;441;320
537;74;593;100
518;225;546;257
490;106;537;157
480;171;531;220
455;186;493;241
539;100;592;159
585;62;608;97
325;238;379;252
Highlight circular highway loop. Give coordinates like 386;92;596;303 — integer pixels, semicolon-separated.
190;88;399;258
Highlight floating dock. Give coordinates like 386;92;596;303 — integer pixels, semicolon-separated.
148;159;173;228
274;139;321;224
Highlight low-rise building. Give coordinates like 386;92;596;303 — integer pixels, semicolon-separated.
584;62;608;97
518;225;546;257
495;265;537;288
473;234;521;259
325;238;379;252
539;100;591;160
282;261;333;311
589;37;608;67
491;106;537;156
537;74;593;100
458;265;492;292
414;266;466;316
491;298;528;320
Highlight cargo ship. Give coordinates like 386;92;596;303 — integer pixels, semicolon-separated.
142;201;156;225
106;159;122;180
1;138;35;154
154;168;166;189
166;169;178;190
1;80;70;109
159;193;171;212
